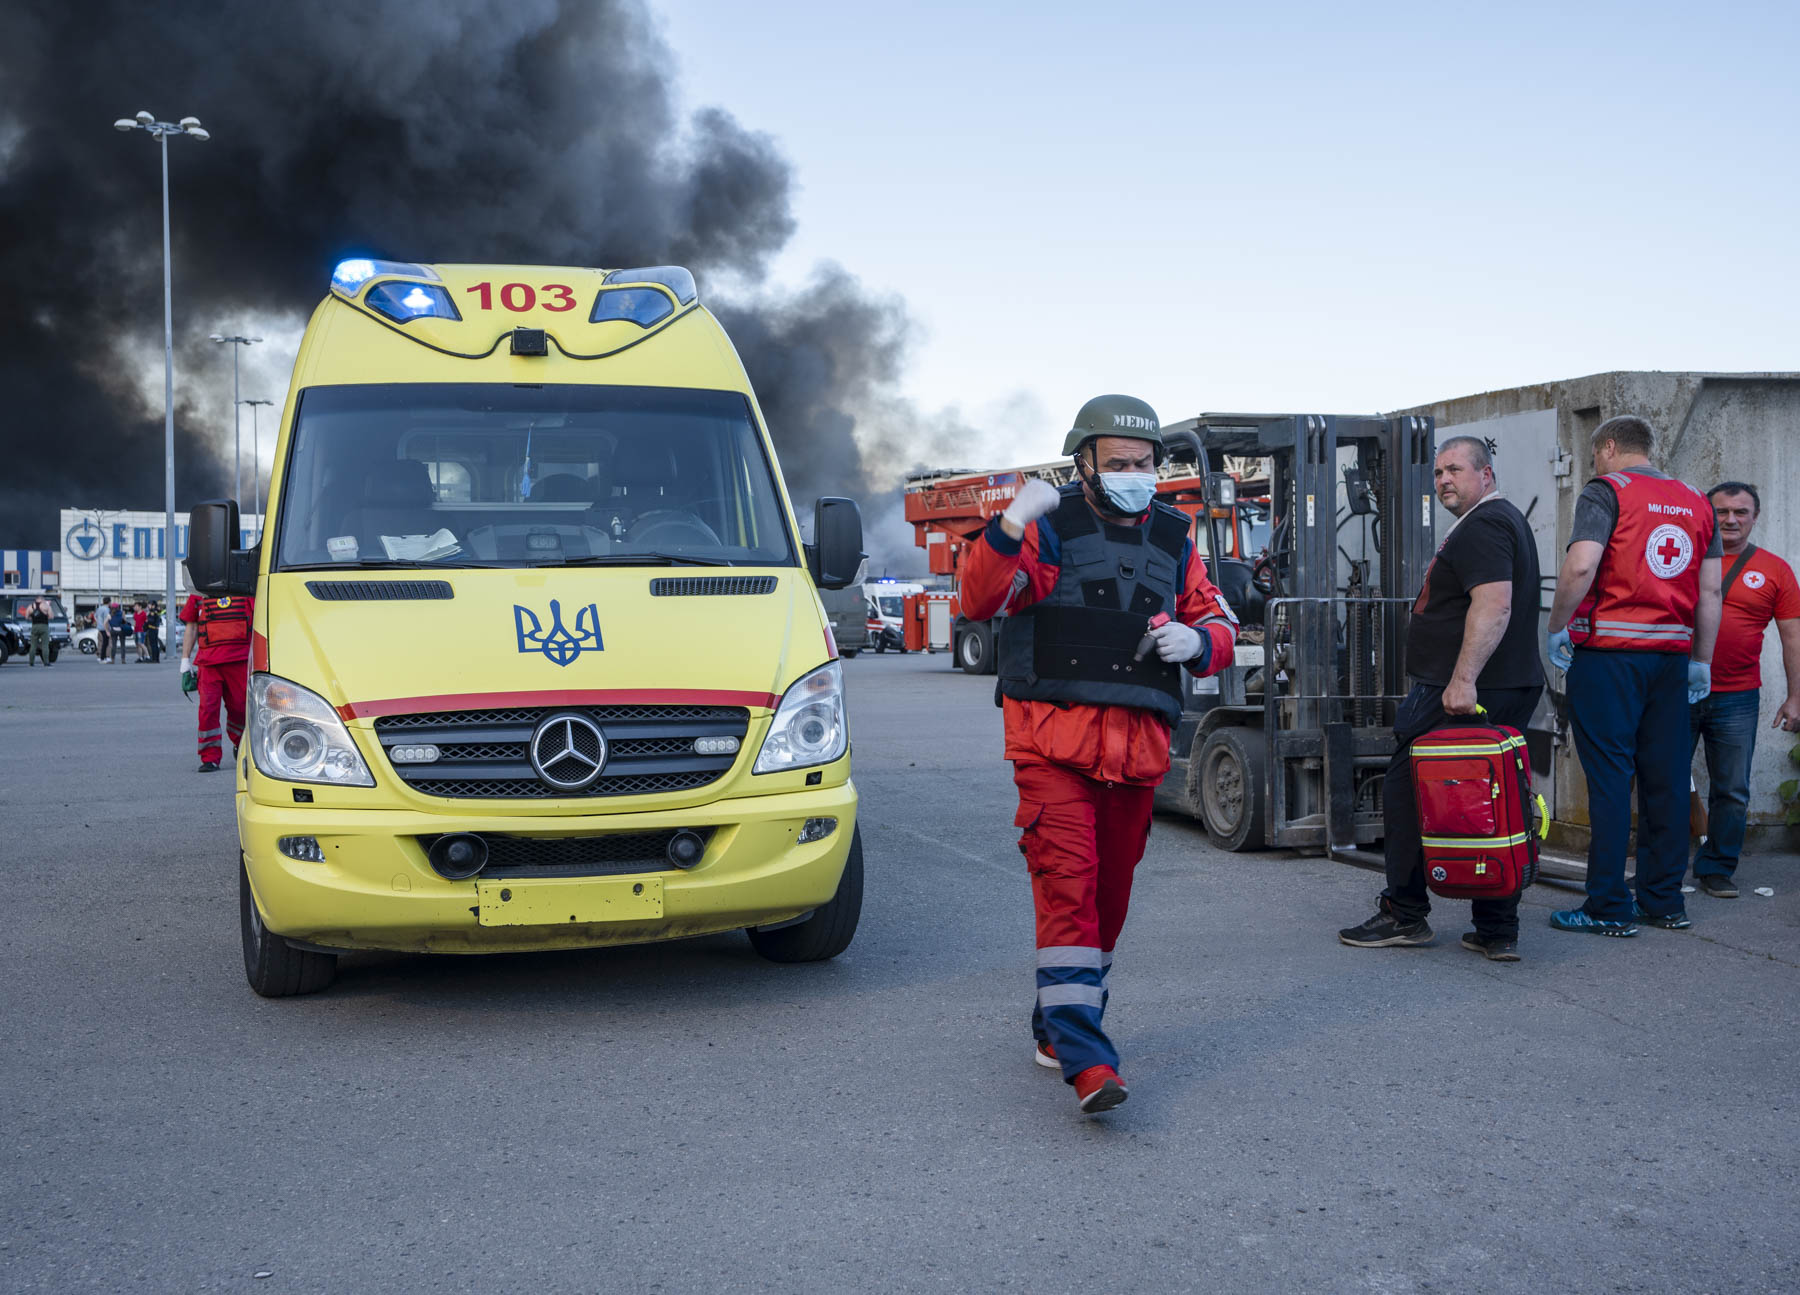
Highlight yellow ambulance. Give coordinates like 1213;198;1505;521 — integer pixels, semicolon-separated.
187;261;865;996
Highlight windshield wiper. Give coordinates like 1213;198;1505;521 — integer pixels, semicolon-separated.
279;558;512;571
532;552;733;568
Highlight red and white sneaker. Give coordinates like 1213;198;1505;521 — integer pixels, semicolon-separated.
1073;1065;1128;1114
1034;1040;1059;1070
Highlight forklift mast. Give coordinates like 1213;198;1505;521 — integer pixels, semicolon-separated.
1157;412;1436;858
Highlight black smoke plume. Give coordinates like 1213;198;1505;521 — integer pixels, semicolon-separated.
0;0;955;566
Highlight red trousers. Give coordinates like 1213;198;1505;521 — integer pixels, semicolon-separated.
197;659;248;763
1013;758;1156;1079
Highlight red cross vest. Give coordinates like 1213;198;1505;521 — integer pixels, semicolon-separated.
1570;471;1714;653
196;595;253;660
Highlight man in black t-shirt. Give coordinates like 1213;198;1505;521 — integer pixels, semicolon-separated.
1340;436;1545;960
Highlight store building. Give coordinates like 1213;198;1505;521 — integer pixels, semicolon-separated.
55;508;262;621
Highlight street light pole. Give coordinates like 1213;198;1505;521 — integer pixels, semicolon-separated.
241;399;274;523
114;110;208;621
211;335;263;512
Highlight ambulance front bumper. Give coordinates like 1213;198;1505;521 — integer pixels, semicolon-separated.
237;780;857;954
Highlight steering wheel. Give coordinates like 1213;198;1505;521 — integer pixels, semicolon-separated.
627;510;723;548
1251;555;1280;597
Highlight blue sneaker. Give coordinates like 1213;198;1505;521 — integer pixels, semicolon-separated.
1633;903;1691;930
1549;908;1638;937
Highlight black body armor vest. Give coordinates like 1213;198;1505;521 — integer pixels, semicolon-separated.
996;485;1189;726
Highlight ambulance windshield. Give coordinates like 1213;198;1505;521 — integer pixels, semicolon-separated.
273;384;797;569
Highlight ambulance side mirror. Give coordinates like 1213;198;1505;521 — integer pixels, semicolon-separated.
808;497;865;590
188;499;258;596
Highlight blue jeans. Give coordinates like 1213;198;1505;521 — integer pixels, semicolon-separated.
1689;687;1759;880
1567;650;1690;921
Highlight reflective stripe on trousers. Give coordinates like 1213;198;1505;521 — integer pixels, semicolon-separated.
1014;759;1154;1082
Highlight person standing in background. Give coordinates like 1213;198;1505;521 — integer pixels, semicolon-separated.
132;601;148;662
1689;481;1800;898
108;599;127;666
95;601;112;661
26;598;53;666
145;602;164;664
1545;415;1722;937
1338;437;1543;960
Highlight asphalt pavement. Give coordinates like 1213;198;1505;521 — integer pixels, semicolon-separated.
3;649;1797;1293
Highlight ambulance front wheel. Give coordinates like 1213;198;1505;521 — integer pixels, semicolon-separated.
239;854;337;997
747;826;863;963
1198;727;1267;852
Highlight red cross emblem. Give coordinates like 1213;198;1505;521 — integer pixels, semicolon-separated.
1645;523;1693;579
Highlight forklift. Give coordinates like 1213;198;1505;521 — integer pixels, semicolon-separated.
1155;413;1437;861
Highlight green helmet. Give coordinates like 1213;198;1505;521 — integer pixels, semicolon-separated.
1061;393;1165;464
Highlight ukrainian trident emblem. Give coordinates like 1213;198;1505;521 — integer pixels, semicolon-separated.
514;600;603;667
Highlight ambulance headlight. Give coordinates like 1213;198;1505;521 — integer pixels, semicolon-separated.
248;673;375;787
365;281;460;323
753;662;848;774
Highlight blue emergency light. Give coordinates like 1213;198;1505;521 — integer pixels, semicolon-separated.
364;281;460;324
330;258;440;298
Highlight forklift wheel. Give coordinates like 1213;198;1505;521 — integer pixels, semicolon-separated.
1197;727;1267;851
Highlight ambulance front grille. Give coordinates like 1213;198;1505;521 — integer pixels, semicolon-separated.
375;705;750;799
415;828;717;877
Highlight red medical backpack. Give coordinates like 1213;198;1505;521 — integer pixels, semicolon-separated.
1410;718;1546;899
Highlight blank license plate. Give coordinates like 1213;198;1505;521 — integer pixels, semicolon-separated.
476;877;664;926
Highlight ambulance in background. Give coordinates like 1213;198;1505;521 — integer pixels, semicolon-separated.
865;578;923;653
187;259;866;996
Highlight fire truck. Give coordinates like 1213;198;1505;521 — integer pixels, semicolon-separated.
902;428;1264;672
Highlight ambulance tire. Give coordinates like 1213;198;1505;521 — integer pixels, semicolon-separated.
956;621;995;674
747;826;863;963
1197;727;1267;852
240;854;337;996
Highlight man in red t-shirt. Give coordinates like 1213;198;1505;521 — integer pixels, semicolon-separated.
179;589;255;773
1690;481;1800;897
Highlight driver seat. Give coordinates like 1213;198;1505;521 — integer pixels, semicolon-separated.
337;460;435;549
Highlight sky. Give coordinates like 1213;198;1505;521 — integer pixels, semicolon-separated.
653;0;1799;461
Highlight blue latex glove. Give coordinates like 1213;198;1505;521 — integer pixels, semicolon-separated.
1687;660;1712;705
1546;628;1573;672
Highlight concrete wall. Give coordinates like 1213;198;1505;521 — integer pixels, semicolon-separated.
1395;371;1800;849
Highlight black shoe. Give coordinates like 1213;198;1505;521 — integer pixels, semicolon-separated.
1698;874;1739;899
1339;903;1433;947
1461;931;1521;961
197;760;220;773
1632;903;1692;930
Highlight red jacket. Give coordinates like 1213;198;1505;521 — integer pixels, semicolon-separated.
962;508;1236;785
1571;471;1715;653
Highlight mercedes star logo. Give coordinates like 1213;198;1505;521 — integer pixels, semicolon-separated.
529;712;607;790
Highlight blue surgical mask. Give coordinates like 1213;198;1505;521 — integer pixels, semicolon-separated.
1098;471;1156;515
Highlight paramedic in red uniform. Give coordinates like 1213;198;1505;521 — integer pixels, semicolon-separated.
960;395;1236;1115
1337;436;1543;960
180;588;255;773
1545;415;1722;936
1689;481;1800;898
